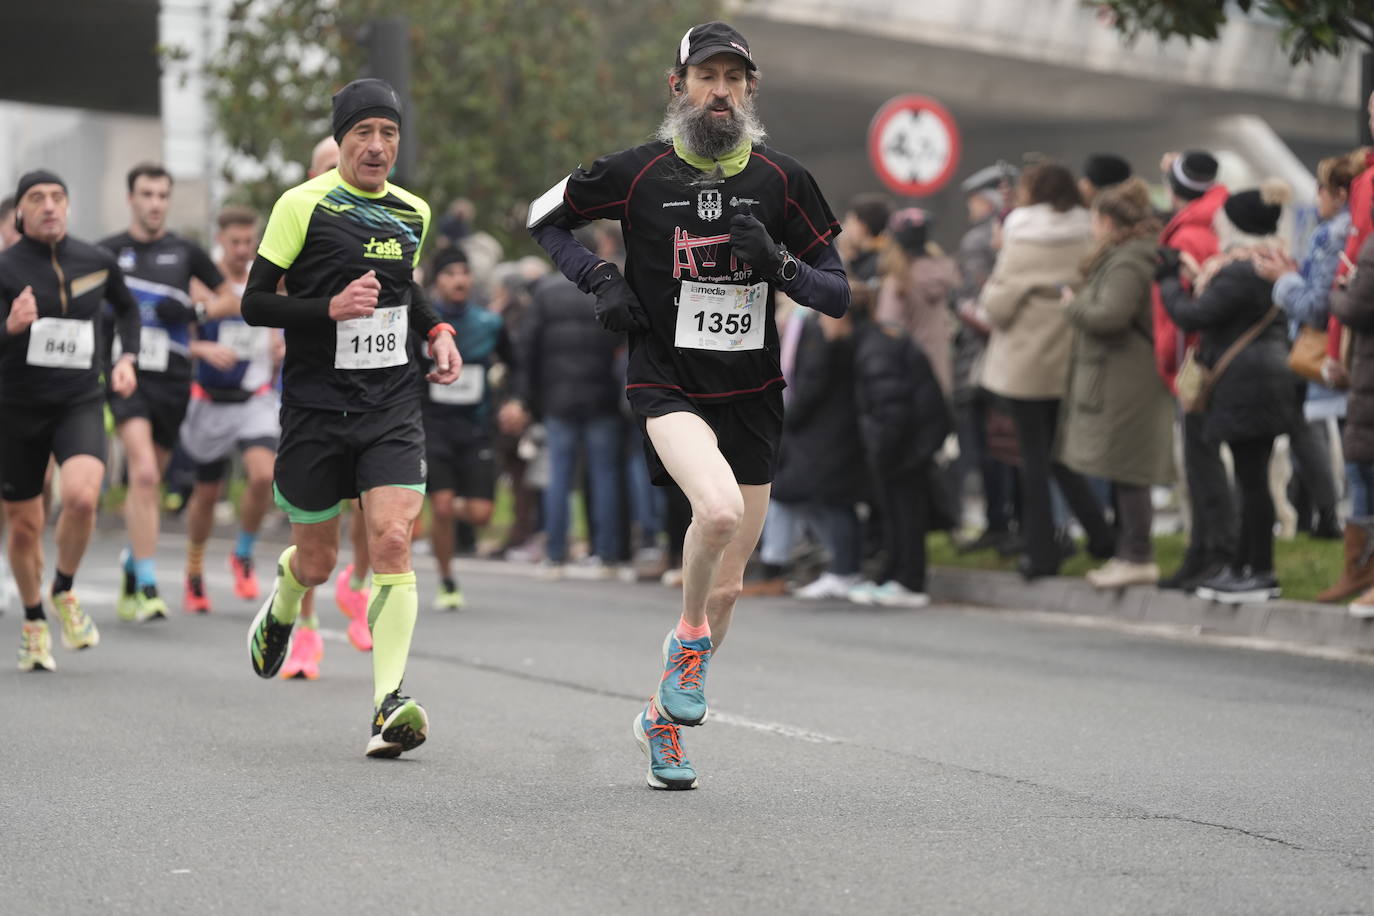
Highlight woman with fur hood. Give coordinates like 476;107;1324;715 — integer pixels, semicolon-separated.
1159;180;1300;604
976;162;1114;579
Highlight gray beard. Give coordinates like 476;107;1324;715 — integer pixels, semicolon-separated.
656;92;767;160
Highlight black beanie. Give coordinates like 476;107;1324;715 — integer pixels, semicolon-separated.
1168;151;1219;201
1082;153;1132;190
15;169;66;203
430;245;469;276
1223;188;1283;237
332;78;402;143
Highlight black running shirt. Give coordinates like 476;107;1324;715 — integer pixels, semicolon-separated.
255;168;431;412
558;141;840;402
99;231;224;384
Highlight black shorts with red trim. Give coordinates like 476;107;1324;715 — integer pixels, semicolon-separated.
628;385;783;488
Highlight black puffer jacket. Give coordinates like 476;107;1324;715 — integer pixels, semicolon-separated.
853;319;951;477
772;315;864;505
518;273;622;420
1160;260;1299;444
1332;234;1374;463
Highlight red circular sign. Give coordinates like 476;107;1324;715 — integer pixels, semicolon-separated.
867;94;961;197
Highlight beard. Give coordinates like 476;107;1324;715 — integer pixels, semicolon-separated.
656;90;767;160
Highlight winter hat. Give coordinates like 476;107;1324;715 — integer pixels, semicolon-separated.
1082;153;1132;190
332;78;402;143
888;207;930;254
15;169;66;203
1222;179;1291;237
430;245;469;276
1168;151;1219;201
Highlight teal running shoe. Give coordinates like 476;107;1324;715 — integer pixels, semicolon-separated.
633;701;698;790
656;629;712;726
366;690;428;758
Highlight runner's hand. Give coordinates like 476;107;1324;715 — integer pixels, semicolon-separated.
192;341;239;371
729;213;783;278
154;297;197;325
329;270;380;321
6;285;37;335
111;354;137;397
426;330;462;384
587;263;650;333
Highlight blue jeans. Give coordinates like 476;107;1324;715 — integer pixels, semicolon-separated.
624;443;664;548
543;415;623;563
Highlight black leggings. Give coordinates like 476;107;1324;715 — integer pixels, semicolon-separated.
874;465;929;592
1228;437;1276;574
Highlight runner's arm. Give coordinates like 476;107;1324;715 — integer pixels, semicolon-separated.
531;224;602;292
406;280;446;339
105;262;142;360
240;259;331;328
780;244;849;318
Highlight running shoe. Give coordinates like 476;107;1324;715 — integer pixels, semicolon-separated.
656;629;712;727
870;582;932;608
334;564;369;623
279;626;322;680
633;701;698;790
184;575;211;614
17;620;55;672
433;581;465;612
52;591;99;649
230;553;260;600
365;690;428;758
116;548;138;621
846;580;883;605
131;586;168;623
793;572;860;600
247;589;295;678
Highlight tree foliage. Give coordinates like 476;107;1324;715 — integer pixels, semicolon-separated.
1092;0;1374;64
208;0;719;246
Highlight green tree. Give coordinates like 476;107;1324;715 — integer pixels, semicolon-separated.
1092;0;1374;63
208;0;719;248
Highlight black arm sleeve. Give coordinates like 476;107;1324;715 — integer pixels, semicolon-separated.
532;224;602;292
780;243;849;318
187;241;226;290
241;258;331;328
105;263;142;358
407;280;442;338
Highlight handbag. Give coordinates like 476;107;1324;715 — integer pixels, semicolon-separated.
1177;306;1280;414
1287;325;1327;383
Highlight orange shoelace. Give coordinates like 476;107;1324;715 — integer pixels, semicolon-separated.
648;722;686;765
670;647;709;690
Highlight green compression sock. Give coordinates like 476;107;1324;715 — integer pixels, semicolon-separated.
269;545;309;625
369;571;418;706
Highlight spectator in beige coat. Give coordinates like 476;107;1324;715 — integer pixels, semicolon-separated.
876;208;960;398
976;162;1113;578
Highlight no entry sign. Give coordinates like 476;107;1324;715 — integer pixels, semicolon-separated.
867;94;961;197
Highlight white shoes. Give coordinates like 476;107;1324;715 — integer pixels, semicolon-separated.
1086;559;1160;590
793;573;860;600
847;580;930;608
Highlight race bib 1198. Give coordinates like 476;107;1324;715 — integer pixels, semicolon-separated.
674;280;768;352
335;307;408;370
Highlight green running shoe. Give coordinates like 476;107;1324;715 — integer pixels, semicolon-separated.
432;580;464;612
116;549;138;621
633;701;698;790
53;591;99;649
366;690;429;758
247;589;294;678
131;586;168;623
17;620;55;672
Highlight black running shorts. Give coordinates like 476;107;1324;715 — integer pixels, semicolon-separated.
109;375;192;451
274;401;427;522
0;399;107;502
424;427;498;501
628;386;783;487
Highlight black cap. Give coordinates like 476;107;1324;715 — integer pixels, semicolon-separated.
430;245;469;276
15;169;66;203
332;78;402;143
676;21;756;70
1168;150;1219;201
1082;153;1132;190
1223;186;1285;237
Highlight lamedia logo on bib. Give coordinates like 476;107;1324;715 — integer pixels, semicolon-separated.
363;237;405;260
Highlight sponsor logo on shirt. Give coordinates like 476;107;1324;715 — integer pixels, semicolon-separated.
697;189;723;221
662;200;690;208
156;253;181;265
118;249;136;271
320;200;355;214
362;237;405;260
729;196;758;209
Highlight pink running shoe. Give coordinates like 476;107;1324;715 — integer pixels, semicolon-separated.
279;626;323;680
334;565;372;652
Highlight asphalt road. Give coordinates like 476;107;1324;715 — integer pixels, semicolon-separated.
3;532;1372;915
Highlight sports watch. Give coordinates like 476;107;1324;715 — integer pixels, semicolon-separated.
775;247;799;284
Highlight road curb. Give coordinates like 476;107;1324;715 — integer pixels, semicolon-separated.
929;567;1374;654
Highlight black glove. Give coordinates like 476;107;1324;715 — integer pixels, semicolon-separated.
729;213;784;278
1154;246;1183;282
154;297;197;326
587;263;650;333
